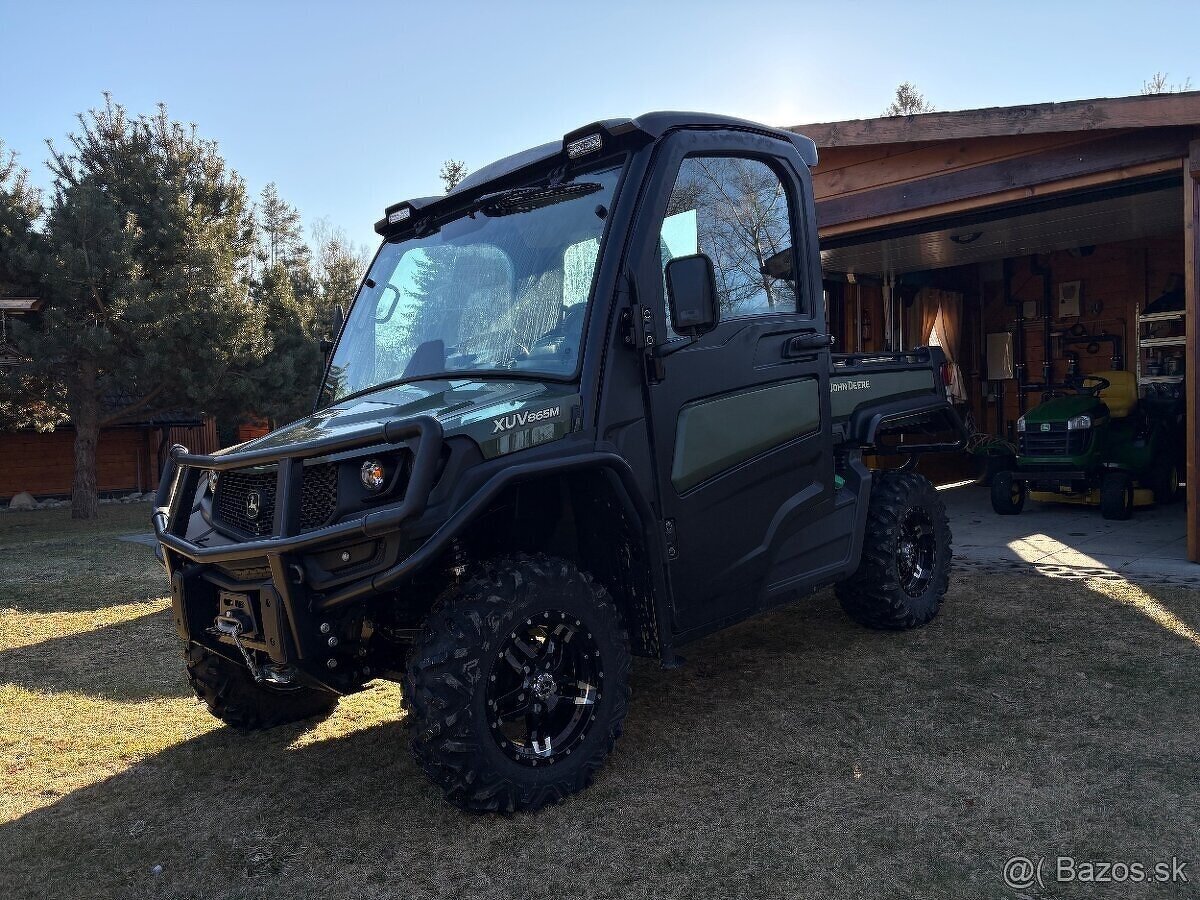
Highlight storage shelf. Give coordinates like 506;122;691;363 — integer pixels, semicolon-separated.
1138;310;1186;323
1139;336;1186;347
1138;375;1185;384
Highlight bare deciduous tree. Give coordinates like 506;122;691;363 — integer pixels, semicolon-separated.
1141;72;1193;95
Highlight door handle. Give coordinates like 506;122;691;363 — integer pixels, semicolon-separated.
783;333;830;357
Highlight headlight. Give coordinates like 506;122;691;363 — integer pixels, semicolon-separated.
360;459;386;491
1067;415;1092;430
1016;416;1026;433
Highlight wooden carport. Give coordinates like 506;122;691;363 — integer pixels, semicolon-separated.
790;92;1200;560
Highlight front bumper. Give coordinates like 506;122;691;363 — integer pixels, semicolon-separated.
1009;467;1090;492
153;416;443;688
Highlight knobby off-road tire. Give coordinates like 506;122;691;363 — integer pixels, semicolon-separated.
186;645;338;730
990;470;1026;515
404;554;631;813
836;471;952;630
1100;471;1134;520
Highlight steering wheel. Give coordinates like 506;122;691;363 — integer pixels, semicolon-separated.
1070;374;1110;397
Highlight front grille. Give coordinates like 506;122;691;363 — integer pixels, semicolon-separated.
299;463;338;530
1019;425;1089;457
214;468;277;537
213;462;339;538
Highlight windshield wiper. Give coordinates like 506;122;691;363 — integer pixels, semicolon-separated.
331;370;560;406
474;182;602;217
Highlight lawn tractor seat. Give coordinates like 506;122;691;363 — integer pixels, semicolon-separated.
1098;370;1138;418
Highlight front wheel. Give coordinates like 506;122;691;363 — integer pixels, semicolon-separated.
186;646;339;730
404;555;631;813
1100;471;1134;520
836;471;952;630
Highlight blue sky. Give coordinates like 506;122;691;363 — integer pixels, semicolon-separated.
1;0;1194;248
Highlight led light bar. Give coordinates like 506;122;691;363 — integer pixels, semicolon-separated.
387;207;412;225
566;133;602;159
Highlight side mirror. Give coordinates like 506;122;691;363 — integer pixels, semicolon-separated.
321;304;346;359
665;254;719;337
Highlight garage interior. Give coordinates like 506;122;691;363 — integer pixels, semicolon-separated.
792;92;1200;577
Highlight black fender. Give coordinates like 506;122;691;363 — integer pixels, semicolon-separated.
314;451;678;662
850;397;968;455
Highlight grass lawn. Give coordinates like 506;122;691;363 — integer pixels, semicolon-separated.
1;504;1198;899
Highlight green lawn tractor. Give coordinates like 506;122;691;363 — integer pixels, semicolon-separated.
991;370;1184;520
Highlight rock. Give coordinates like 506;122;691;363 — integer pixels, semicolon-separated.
7;491;36;511
141;492;157;502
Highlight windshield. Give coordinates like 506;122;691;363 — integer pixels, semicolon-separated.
321;164;622;405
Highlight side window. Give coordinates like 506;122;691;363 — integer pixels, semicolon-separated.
563;237;599;308
659;155;799;332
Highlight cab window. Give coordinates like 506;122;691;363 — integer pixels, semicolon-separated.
659;155;798;334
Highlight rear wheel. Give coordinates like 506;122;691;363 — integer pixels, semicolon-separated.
404;555;631;813
1100;471;1134;520
186;645;338;730
836;471;952;630
990;470;1026;515
1151;462;1181;505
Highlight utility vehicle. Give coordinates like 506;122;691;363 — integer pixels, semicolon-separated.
991;370;1183;520
154;113;966;812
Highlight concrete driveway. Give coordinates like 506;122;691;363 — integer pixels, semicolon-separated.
939;481;1198;587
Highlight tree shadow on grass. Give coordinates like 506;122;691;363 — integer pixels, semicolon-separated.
0;609;188;702
1;538;166;616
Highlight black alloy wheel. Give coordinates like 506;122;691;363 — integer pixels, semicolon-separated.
896;506;937;597
487;612;602;765
835;471;952;630
405;554;631;812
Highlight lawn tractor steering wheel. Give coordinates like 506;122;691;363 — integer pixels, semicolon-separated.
1070;374;1110;397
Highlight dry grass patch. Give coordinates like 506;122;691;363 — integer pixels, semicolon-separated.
1;504;1198;899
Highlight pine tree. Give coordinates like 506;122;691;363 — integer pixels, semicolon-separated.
0;143;61;432
439;159;469;192
10;96;267;518
884;82;935;116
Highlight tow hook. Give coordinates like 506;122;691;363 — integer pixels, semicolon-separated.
213;613;265;683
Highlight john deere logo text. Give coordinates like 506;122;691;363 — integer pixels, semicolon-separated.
493;406;560;433
832;379;870;392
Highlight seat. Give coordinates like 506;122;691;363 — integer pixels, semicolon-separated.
1098;369;1138;419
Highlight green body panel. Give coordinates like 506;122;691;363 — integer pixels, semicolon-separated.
829;369;938;424
238;380;580;462
1015;393;1157;477
1020;394;1100;424
671;378;819;492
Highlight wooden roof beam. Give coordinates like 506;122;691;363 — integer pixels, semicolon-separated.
792;91;1200;148
815;128;1192;231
